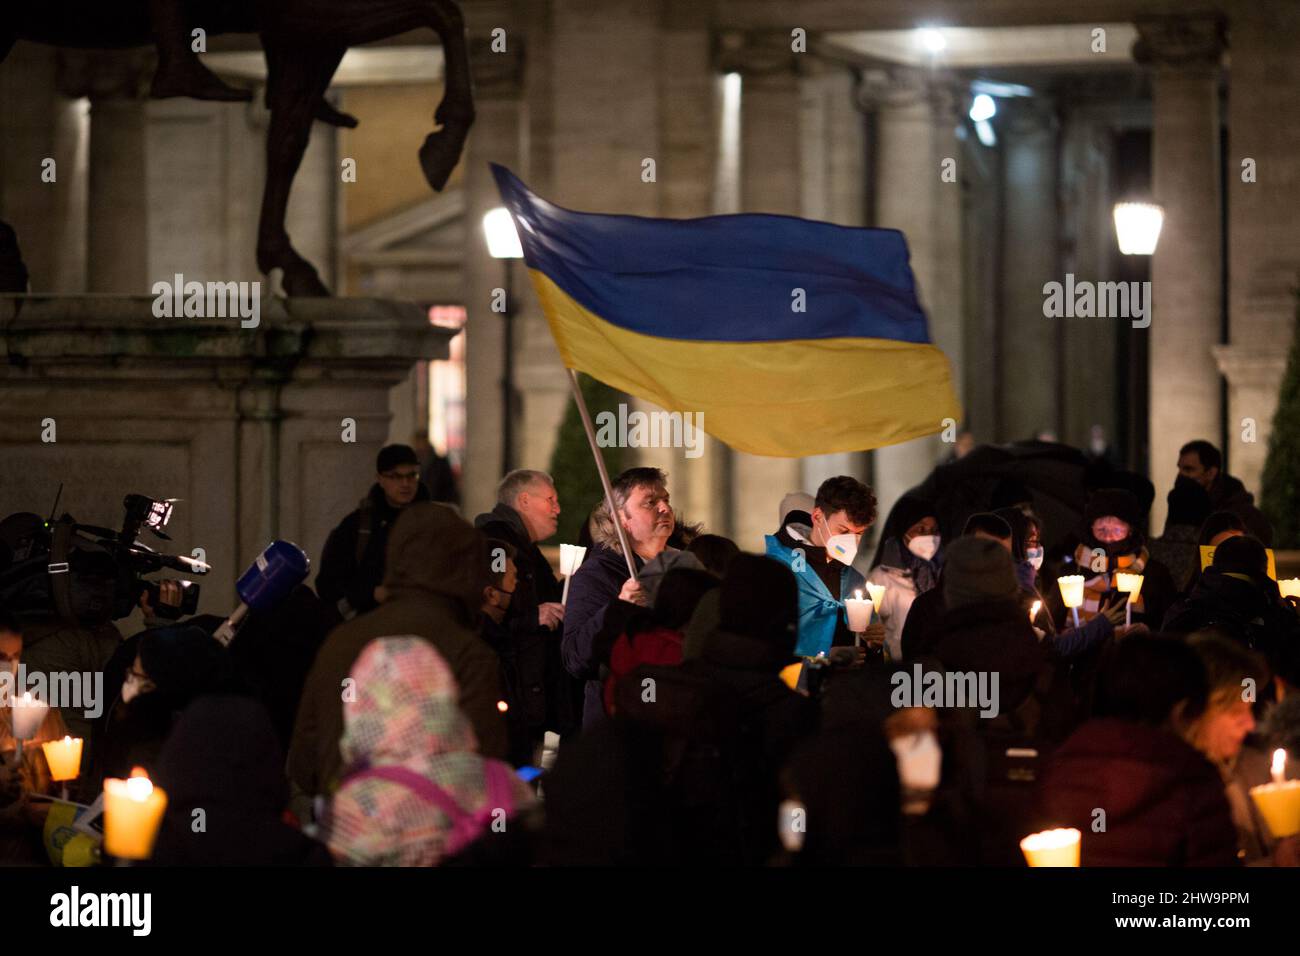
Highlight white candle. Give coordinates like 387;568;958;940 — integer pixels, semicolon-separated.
1058;575;1084;629
11;692;50;740
559;544;588;577
844;590;873;634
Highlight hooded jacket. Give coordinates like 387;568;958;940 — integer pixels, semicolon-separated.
316;481;431;621
325;638;534;866
288;503;507;800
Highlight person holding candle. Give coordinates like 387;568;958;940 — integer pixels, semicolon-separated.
1036;635;1239;866
765;476;878;660
1043;488;1177;632
1;612;73;863
1185;634;1297;865
861;493;940;661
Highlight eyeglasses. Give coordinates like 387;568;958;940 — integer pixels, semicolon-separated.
381;470;421;482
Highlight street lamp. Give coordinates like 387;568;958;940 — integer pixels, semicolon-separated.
1113;201;1164;256
483;206;524;473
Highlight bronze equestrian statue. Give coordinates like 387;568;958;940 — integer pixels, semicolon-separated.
1;0;474;295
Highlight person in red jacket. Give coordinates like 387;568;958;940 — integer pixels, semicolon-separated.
1036;635;1239;866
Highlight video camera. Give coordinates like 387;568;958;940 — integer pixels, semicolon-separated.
0;491;209;625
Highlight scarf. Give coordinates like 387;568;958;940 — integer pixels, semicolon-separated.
879;537;939;596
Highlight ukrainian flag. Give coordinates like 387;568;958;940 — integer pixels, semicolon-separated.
492;164;961;458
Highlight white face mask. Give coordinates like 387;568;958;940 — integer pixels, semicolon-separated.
890;730;942;791
1025;547;1044;571
906;534;940;562
825;532;861;566
816;514;861;566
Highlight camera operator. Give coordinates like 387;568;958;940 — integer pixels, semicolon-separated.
316;444;431;621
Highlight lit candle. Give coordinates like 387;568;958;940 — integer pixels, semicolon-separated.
1279;578;1300;600
1058;575;1085;629
41;736;83;782
559;544;588;606
103;767;168;860
1020;827;1081;867
844;590;873;639
1029;600;1042;625
1249;749;1300;839
1115;572;1144;628
11;692;50;740
865;583;886;623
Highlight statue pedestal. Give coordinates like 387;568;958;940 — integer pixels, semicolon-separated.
0;295;456;611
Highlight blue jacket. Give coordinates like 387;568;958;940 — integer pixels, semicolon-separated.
763;534;866;658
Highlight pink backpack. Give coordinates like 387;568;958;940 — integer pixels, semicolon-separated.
349;761;516;860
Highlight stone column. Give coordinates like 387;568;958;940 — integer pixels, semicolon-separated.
58;50;154;295
0;44;89;293
798;62;868;498
1135;17;1225;528
1000;97;1060;442
1219;0;1300;500
718;30;803;550
461;34;526;519
859;66;962;528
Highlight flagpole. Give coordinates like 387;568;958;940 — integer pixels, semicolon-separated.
565;368;637;579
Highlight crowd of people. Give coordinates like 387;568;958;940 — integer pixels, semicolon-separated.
2;437;1298;867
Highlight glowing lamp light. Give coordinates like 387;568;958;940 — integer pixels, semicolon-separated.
1113;202;1164;256
917;27;946;54
483;207;524;260
969;93;996;123
103;768;168;860
1020;828;1081;867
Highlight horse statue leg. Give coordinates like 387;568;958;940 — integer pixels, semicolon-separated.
255;44;346;297
417;0;475;191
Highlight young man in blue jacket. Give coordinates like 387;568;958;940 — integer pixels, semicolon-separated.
765;476;877;658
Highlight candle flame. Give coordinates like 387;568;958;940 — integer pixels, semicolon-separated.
497;700;509;713
1274;748;1287;779
855;590;863;600
125;775;153;801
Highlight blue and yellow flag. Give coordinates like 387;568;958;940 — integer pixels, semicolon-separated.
492;164;961;458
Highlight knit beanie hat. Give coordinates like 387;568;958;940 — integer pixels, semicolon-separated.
942;537;1019;610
